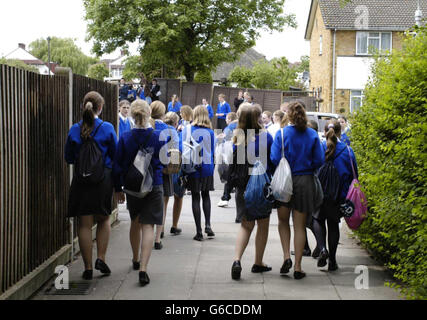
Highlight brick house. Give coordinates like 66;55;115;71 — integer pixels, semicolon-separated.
305;0;426;114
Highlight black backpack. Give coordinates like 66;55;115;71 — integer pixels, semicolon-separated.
75;122;105;185
317;146;346;204
228;146;252;189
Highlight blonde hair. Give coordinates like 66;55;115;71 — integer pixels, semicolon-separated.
192;105;212;129
150;100;166;128
218;93;226;99
180;105;193;121
131;99;151;127
164;111;180;128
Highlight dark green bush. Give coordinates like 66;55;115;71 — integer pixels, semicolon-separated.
350;26;427;299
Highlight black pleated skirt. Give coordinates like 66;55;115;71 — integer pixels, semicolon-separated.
68;168;113;217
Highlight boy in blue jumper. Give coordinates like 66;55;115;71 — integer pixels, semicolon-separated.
118;100;132;139
216;94;231;131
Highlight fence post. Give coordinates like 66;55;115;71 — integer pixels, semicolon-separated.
55;67;74;262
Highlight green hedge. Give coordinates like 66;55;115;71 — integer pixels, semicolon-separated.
350;26;427;299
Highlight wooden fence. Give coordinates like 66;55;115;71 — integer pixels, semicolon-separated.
0;64;118;295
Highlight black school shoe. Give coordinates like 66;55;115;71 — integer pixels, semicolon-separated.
205;227;215;238
170;227;182;235
251;264;272;273
231;261;242;280
294;271;306;280
193;233;204;241
317;249;329;268
139;271;150;286
82;270;93;280
312;247;321;259
328;260;339;271
95;259;111;275
154;242;163;250
132;260;140;271
280;259;293;274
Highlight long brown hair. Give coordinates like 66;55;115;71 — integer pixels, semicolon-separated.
232;103;263;146
287;101;308;131
192;105;212;129
81;91;104;139
324;119;342;161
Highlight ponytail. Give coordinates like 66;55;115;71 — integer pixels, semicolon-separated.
324;119;342;161
81;91;105;139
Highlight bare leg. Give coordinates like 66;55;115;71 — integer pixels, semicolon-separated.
140;224;155;272
95;215;111;262
234;220;255;261
254;217;270;266
277;206;291;260
130;219;142;262
155;196;169;243
78;215;94;270
292;210;307;272
172;195;183;229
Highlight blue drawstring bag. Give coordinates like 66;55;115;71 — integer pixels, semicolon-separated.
244;161;273;219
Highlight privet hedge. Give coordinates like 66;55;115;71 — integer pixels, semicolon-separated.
350;26;427;299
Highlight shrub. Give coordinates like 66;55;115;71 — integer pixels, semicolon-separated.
350;26;427;299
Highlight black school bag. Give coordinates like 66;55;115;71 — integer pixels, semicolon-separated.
75;121;105;185
228;146;252;189
317;146;346;205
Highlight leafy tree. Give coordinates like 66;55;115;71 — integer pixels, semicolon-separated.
29;37;97;76
88;63;109;81
0;58;39;73
194;69;213;83
229;66;254;88
297;55;310;73
122;55;180;83
271;57;299;90
251;60;279;89
350;26;427;300
83;0;296;81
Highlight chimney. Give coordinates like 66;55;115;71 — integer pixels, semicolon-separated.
18;43;26;50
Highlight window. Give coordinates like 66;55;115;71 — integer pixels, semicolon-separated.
350;90;364;112
319;35;323;55
356;32;392;55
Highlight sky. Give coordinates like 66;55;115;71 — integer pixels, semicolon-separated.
0;0;311;63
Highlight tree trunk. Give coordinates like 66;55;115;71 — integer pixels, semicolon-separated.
184;63;194;82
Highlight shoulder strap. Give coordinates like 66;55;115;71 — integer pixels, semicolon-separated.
281;128;285;159
334;146;346;161
186;125;192;143
347;146;357;179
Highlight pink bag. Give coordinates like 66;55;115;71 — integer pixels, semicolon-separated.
344;147;368;230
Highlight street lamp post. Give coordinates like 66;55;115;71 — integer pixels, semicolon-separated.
47;36;51;76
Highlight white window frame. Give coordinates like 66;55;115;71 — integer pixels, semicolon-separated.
350;90;365;113
356;31;392;55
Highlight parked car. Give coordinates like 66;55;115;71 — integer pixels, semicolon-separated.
306;112;339;141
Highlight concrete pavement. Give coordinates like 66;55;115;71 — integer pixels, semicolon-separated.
32;173;402;300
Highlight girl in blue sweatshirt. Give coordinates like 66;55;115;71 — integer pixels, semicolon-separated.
216;93;231;130
150;101;180;250
179;105;216;241
168;94;183;115
65;91;118;281
112;99;166;286
270;101;325;280
202;98;214;120
312;119;358;271
228;103;275;281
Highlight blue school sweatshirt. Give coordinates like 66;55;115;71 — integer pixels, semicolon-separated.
216;102;231;120
65;118;117;169
112;128;166;191
232;131;274;178
168;101;183;114
205;104;214;120
179;125;216;178
271;126;325;176
119;116;132;139
224;121;238;141
321;140;358;200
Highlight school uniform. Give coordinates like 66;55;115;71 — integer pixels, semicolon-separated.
233;131;274;222
154;120;179;198
168;101;183;114
205;104;214;120
267;123;280;140
119;85;129;101
271;126;325;215
313;141;358;223
112;127;166;224
223;121;238;142
65;118;117;217
119;114;132;139
216;101;231;130
341;128;351;146
179;125;216;192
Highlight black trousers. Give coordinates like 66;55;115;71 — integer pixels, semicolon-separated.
217;118;227;131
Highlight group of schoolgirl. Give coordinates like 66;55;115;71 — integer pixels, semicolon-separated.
65;91;218;287
220;101;359;281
